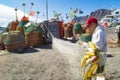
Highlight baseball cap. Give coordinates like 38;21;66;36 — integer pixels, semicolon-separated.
86;17;98;27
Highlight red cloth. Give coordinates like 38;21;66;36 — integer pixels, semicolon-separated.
86;17;98;27
29;11;35;16
21;16;28;21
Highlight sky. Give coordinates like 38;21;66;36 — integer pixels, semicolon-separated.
0;0;120;22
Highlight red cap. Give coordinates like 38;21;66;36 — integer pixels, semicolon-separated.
86;17;98;27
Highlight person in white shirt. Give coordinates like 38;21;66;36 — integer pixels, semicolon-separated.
85;17;107;73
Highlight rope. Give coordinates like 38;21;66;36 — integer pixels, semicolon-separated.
42;23;55;38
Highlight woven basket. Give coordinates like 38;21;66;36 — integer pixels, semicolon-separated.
0;43;5;50
5;41;26;51
16;27;25;36
2;31;24;45
25;31;43;46
79;34;92;43
9;21;19;31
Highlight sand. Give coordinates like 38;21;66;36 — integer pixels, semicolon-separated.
0;27;119;80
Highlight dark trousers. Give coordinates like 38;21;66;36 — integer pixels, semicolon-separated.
97;66;105;73
118;32;120;40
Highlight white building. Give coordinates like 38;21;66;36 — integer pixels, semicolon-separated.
111;9;120;15
100;9;120;23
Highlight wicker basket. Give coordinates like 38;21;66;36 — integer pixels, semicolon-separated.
16;27;25;36
0;43;5;50
5;41;26;51
9;21;19;31
25;31;43;46
2;31;25;45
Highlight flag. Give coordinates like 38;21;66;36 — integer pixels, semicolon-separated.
58;13;61;16
76;8;78;13
79;9;83;14
66;14;69;19
74;10;77;14
69;8;74;19
53;10;58;18
29;11;35;16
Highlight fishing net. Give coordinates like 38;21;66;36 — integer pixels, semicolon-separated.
5;24;10;32
23;22;43;35
79;34;92;43
17;21;29;28
25;31;43;46
1;31;24;45
16;21;29;35
73;23;82;30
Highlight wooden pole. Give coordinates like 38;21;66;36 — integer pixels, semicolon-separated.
22;3;26;16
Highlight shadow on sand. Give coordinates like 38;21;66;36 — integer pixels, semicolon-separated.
9;44;52;54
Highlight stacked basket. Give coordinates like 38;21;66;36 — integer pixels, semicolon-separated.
1;31;26;51
24;22;44;46
25;31;43;46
